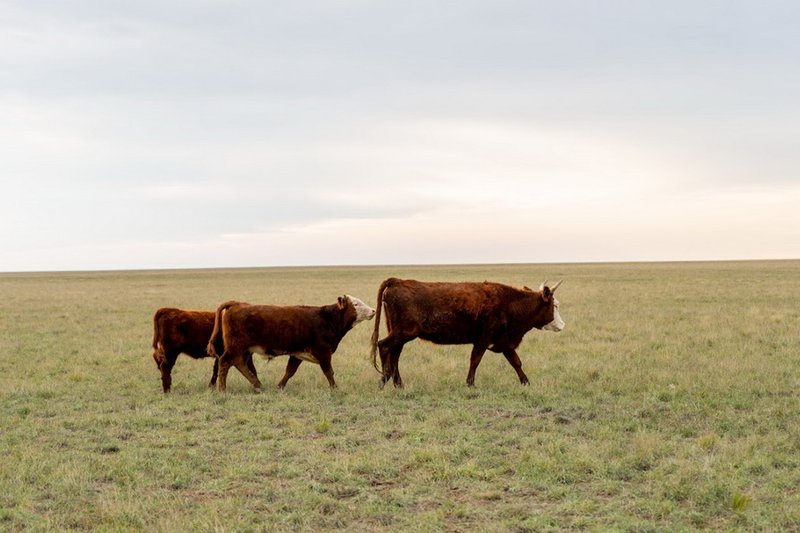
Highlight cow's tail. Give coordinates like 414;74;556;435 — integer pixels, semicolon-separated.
152;309;167;366
207;301;239;357
370;278;394;374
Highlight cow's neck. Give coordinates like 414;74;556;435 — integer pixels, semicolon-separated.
512;292;550;330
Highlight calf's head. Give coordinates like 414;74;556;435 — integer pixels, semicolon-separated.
538;280;565;332
339;295;376;324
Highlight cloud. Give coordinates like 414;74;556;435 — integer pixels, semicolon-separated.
143;183;234;200
2;2;800;270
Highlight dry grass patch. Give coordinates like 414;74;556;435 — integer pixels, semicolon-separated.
2;261;800;530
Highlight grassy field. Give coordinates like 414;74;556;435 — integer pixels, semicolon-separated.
1;261;799;531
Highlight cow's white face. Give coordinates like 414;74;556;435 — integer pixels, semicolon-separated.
347;295;376;323
542;298;565;332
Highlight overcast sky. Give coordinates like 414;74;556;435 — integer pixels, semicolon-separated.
2;1;799;271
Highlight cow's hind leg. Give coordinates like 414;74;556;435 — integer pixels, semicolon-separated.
389;344;404;388
377;339;392;388
378;336;407;388
502;349;530;385
246;354;258;382
277;356;302;389
466;344;488;387
233;356;263;393
217;352;231;392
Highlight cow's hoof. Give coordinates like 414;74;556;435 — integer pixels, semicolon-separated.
253;387;262;394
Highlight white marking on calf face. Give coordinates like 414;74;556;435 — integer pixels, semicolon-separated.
346;295;376;323
542;298;565;332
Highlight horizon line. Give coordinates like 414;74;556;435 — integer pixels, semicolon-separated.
1;257;798;276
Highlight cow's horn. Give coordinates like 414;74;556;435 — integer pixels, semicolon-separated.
551;280;564;292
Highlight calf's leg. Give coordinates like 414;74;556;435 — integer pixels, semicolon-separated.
316;352;337;389
233;356;262;393
157;352;178;393
217;354;230;392
277;356;302;389
246;354;258;381
217;351;261;392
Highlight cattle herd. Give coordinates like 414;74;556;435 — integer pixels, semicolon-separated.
152;277;565;393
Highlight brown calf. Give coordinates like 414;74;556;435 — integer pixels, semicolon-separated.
370;278;564;388
207;295;375;392
151;307;257;393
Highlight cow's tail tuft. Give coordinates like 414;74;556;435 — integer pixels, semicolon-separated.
208;301;239;357
370;278;394;374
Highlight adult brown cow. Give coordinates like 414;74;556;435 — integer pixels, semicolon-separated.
151;307;258;393
370;278;564;388
207;295;375;392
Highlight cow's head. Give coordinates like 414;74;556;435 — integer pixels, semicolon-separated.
538;280;565;332
339;295;376;324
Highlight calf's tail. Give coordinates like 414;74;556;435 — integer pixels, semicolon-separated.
207;301;240;357
370;278;394;374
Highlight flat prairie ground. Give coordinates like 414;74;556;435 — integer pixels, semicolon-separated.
1;261;799;531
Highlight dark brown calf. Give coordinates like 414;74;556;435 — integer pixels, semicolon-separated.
207;295;375;392
370;278;564;388
151;307;257;393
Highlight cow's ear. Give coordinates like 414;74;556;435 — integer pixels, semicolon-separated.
541;286;553;302
523;286;532;291
337;296;346;309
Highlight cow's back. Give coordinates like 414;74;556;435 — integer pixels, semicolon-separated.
382;280;504;344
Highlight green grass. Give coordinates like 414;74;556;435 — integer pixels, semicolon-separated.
1;261;799;531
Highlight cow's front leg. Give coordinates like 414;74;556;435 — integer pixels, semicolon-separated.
378;337;406;388
466;344;488;387
278;356;302;389
502;348;530;385
316;352;337;389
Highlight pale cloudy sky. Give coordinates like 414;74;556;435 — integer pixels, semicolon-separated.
2;1;799;271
